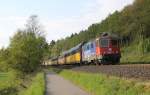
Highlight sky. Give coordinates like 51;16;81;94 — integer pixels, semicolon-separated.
0;0;134;48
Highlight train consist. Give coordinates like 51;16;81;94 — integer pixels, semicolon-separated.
50;32;121;65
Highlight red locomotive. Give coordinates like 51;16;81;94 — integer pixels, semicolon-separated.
95;33;121;64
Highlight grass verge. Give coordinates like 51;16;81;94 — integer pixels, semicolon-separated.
19;72;45;95
121;45;150;63
58;70;150;95
121;51;150;63
0;71;20;95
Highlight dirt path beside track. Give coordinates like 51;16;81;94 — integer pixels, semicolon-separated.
45;72;89;95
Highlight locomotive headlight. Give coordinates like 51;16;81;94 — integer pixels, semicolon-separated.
109;48;112;51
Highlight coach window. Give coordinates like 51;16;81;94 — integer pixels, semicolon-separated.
84;46;86;51
83;46;85;51
91;43;94;48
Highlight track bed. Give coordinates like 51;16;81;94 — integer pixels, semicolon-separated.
50;64;150;80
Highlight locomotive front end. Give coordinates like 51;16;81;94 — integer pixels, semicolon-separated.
96;33;121;64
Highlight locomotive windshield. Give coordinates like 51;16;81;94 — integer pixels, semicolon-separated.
111;39;118;47
100;39;109;47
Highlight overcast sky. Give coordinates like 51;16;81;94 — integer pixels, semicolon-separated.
0;0;134;48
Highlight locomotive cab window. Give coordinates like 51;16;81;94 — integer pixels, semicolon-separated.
100;39;109;47
96;39;99;47
87;45;89;50
111;39;118;47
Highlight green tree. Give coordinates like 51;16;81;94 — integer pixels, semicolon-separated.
9;15;47;73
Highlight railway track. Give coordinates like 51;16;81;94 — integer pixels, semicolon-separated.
71;64;150;81
48;63;150;80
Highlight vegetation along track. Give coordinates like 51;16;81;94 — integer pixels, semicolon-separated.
50;64;150;80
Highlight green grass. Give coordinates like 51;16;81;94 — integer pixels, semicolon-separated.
0;71;20;95
121;52;150;63
58;70;150;95
0;71;20;89
121;43;150;63
19;72;45;95
0;71;45;95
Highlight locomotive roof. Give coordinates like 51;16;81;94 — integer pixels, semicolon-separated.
100;32;120;39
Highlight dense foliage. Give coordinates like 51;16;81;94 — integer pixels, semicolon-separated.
49;0;150;61
0;48;11;71
0;16;48;73
9;15;47;73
